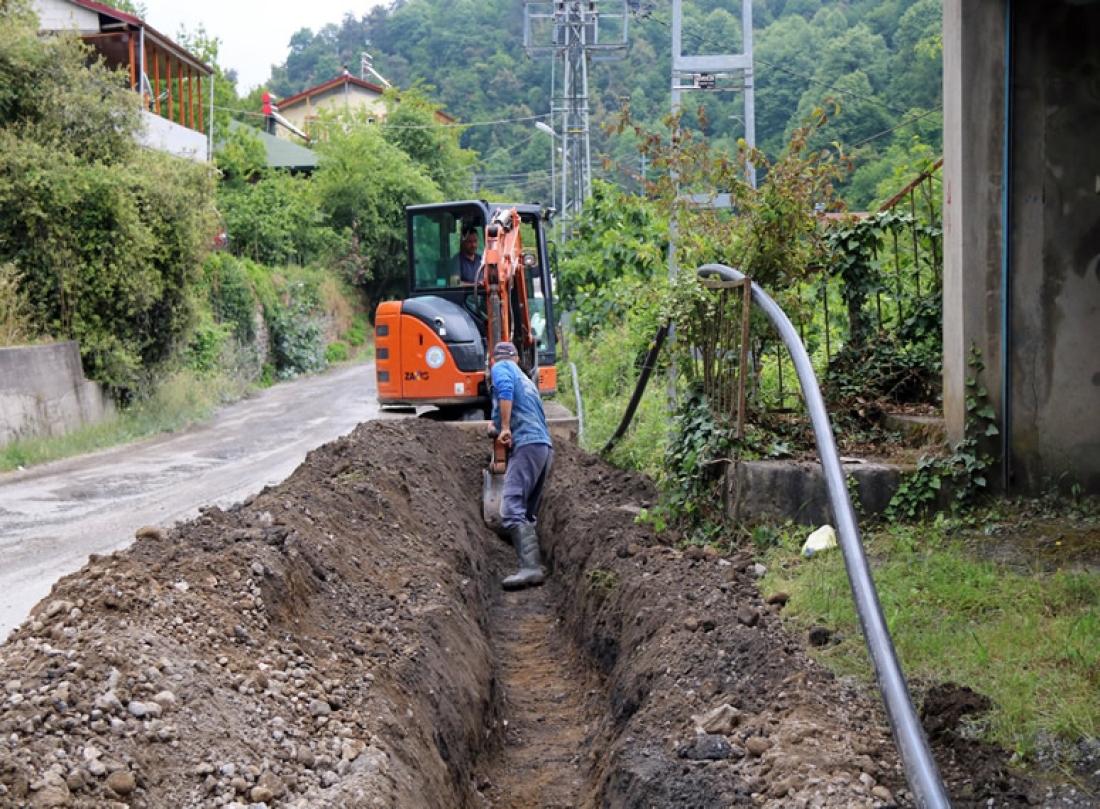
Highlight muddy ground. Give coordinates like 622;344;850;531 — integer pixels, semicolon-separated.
0;420;1095;808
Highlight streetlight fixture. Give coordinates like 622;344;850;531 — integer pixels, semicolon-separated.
534;121;560;241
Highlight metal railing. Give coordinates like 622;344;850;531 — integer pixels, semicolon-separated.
732;159;944;413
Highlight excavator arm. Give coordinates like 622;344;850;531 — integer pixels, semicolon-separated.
480;207;538;376
481;207;540;533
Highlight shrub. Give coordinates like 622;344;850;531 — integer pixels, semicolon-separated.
202;253;259;345
325;342;350;363
0;262;36;346
266;284;327;380
344;314;369;347
0;133;215;396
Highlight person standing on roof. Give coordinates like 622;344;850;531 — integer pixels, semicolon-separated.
489;341;553;590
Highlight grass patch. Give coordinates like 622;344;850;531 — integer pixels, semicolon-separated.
554;322;669;479
760;510;1100;762
0;368;253;473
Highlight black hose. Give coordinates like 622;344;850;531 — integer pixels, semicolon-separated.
600;323;670;456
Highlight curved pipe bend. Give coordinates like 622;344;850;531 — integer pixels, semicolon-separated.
696;264;950;809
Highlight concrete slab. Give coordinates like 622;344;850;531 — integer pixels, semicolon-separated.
726;458;909;527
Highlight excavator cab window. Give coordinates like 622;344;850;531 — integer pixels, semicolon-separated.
409;209;485;292
529;275;548;350
516;216;549;350
410;213;451;290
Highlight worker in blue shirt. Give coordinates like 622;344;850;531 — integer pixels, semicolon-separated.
489;341;553;589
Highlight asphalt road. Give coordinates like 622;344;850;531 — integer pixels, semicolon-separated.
0;361;394;641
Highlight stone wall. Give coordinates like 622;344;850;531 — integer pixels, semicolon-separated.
0;342;114;446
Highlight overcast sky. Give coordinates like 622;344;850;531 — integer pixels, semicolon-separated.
139;1;384;93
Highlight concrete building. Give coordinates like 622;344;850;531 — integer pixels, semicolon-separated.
34;0;213;161
271;71;456;143
943;0;1100;495
275;73;388;142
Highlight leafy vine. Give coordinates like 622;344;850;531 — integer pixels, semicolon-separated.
886;346;997;519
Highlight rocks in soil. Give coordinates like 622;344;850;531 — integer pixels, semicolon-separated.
677;734;736;761
808;625;833;647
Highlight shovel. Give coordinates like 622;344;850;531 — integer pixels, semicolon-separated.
482;435;509;535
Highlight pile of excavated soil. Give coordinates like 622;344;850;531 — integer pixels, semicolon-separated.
0;420;1093;807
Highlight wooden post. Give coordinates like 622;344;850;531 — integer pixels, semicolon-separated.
152;42;161;115
165;55;172;121
197;74;204;134
186;65;194;129
128;34;135;91
141;31;149;109
176;61;184;124
737;278;751;439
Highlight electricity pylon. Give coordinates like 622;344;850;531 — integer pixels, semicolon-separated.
524;0;629;240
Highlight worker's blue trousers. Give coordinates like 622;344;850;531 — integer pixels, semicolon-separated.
501;443;554;530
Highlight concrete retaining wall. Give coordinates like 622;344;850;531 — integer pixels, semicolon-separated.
0;342;114;446
726;458;906;527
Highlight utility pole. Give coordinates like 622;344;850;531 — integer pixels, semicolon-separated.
524;0;629;241
669;0;757;273
664;0;757;408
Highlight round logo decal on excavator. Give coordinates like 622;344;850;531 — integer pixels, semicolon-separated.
425;346;446;369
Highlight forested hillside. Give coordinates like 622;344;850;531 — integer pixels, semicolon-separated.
264;0;942;208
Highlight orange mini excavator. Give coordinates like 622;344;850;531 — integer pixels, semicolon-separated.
373;200;559;529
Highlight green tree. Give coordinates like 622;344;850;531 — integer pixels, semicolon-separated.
0;135;214;392
756;16;825;156
312;111;441;305
254;0;944;211
269;25;344;98
888;0;943;113
0;2;215;393
556;181;669;337
214;123;267;185
218;171;340;267
785;24;894;162
380;86;476;199
108;0;147;16
1;3;140;164
785;0;823;18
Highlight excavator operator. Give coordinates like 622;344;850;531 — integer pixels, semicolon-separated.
451;225;482;285
488;341;553;590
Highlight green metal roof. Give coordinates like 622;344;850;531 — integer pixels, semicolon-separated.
225;120;317;172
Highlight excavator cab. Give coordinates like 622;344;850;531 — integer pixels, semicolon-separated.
375;200;559;418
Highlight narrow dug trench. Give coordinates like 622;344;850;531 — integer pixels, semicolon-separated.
0;420;1071;807
480;581;597;808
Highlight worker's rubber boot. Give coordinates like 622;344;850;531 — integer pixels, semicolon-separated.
502;523;545;590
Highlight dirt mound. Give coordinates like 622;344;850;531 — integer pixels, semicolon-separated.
0;420;1088;807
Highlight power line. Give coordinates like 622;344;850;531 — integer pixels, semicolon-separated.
476;170;552;180
850;106;942;149
212;104;552;131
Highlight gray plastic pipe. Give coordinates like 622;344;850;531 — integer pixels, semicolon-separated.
696;264;950;809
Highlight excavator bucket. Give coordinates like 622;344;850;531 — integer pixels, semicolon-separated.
482;467;506;534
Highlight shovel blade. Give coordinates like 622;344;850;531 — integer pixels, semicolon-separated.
482;467;506;534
